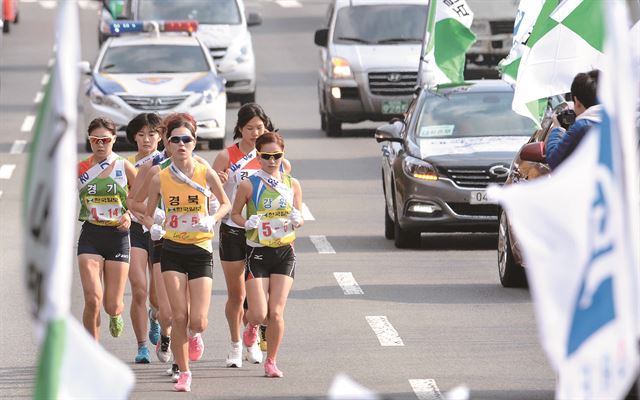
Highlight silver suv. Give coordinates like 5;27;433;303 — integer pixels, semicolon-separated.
313;0;428;137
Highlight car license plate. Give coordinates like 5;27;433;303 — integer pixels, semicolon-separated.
382;100;407;114
469;190;494;204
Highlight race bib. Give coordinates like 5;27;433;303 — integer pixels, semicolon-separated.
257;210;295;247
165;212;203;233
86;195;122;225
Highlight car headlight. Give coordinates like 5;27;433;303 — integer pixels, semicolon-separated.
190;87;221;107
331;57;352;79
471;20;491;36
88;86;120;109
224;36;252;65
403;156;439;181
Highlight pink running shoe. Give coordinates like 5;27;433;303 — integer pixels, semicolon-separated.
242;324;258;347
188;333;204;361
174;372;192;392
264;358;283;378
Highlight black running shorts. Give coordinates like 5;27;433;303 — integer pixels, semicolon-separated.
77;221;130;263
161;240;213;280
219;222;246;262
245;244;296;280
130;221;151;252
151;239;163;265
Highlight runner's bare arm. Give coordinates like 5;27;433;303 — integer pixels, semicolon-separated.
292;177;304;228
143;173;162;230
231;180;252;227
205;166;231;221
212;149;230;184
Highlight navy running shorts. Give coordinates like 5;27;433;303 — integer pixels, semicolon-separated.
219;222;246;262
77;221;130;263
161;240;213;280
130;221;151;252
245;244;295;280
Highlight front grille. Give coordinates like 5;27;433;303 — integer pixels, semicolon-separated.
368;71;417;96
118;95;188;111
490;20;515;35
448;202;499;217
440;167;507;188
209;47;227;62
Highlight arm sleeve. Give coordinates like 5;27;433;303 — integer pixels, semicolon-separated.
545;120;590;170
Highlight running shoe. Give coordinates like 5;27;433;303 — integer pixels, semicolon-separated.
174;372;192;392
188;333;204;361
148;308;160;346
264;358;283;378
225;343;242;368
259;325;268;352
135;346;151;364
109;315;124;338
242;324;258;347
168;364;180;383
156;335;172;363
243;341;263;364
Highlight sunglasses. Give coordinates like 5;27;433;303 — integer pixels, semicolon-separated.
168;135;194;144
257;151;284;160
88;136;115;145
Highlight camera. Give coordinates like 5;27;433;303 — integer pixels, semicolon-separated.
556;109;576;129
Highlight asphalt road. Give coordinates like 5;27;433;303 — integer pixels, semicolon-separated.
0;0;555;399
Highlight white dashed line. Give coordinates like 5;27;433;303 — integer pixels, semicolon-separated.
333;272;363;295
0;165;17;180
41;73;50;85
10;140;27;155
78;0;98;9
276;0;302;7
309;235;335;254
301;202;315;221
366;316;404;346
40;0;56;9
409;379;444;400
21;115;36;132
34;91;44;103
47;58;55;67
0;191;3;200
20;0;37;3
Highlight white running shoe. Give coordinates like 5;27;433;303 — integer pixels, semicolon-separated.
225;343;243;368
243;341;263;364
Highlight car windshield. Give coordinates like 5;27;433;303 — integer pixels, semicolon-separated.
333;5;427;45
99;45;209;73
414;91;536;139
136;0;241;25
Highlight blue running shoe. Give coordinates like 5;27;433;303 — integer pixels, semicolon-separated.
148;308;160;345
135;346;151;364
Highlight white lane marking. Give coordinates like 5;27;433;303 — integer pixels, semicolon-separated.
41;73;50;85
333;272;364;295
34;91;44;103
365;316;404;346
276;0;302;7
0;165;17;180
10;140;27;155
409;379;443;400
47;58;55;67
309;235;335;254
301;202;315;221
20;0;38;3
40;0;57;9
0;191;3;200
21;115;36;132
78;0;98;9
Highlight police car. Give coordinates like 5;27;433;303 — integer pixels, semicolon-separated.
81;20;227;150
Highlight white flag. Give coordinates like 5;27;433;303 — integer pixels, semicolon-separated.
23;2;135;398
489;1;640;398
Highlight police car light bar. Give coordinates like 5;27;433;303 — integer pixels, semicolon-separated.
109;20;198;35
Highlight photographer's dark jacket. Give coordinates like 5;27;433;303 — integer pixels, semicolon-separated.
545;104;602;169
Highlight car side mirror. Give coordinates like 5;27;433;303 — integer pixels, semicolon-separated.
520;142;546;163
78;61;92;75
375;122;404;143
247;12;262;27
314;29;328;47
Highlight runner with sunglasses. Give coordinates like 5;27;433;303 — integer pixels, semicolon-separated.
129;125;214;380
213;103;292;368
124;113;163;364
231;132;303;378
144;113;230;392
77;117;137;341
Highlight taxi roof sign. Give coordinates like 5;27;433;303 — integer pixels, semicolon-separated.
109;20;198;35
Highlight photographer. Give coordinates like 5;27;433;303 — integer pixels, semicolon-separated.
545;69;601;169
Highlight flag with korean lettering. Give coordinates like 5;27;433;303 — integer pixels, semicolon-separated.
23;1;135;399
422;0;476;85
509;0;605;124
488;1;639;398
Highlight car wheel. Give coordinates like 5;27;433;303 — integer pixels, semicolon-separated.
384;203;394;240
325;113;341;137
320;112;326;131
3;20;10;33
239;92;256;105
208;138;225;150
393;193;420;248
498;210;527;288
